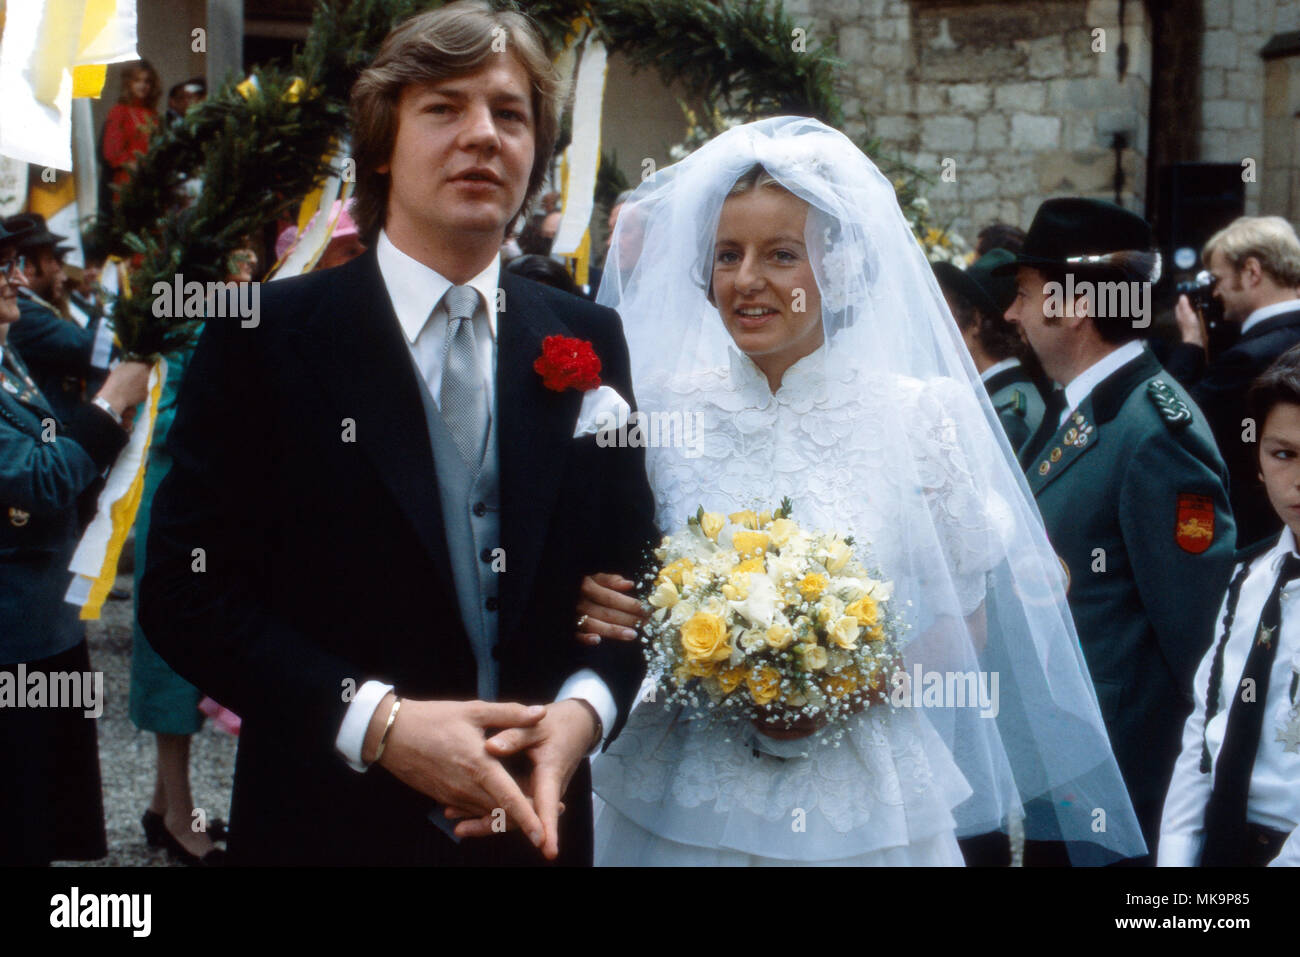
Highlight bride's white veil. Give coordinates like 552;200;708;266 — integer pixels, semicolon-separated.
597;115;1145;863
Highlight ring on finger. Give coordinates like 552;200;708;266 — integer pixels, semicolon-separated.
576;614;589;630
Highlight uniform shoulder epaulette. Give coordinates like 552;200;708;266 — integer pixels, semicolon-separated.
1146;379;1192;429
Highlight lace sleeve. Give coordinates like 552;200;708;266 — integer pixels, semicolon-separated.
905;376;1013;616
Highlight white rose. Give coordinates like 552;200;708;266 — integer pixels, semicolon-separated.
824;541;853;574
868;579;895;602
833;577;868;602
738;628;768;654
728;573;780;629
648;581;679;609
669;600;697;626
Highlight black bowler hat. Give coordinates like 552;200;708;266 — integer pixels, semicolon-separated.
934;248;1018;318
2;213;66;251
992;197;1159;282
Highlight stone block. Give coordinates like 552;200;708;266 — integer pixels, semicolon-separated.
1010;113;1062;149
994;81;1047;111
948;83;991;112
976;113;1009;150
1202;29;1240;70
921;114;977;152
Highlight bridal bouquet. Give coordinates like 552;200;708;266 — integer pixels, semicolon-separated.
641;499;905;740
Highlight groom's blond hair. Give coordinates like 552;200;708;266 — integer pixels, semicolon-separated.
350;1;562;243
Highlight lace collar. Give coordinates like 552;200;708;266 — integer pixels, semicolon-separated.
725;342;833;407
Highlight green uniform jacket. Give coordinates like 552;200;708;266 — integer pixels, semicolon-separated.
984;361;1045;454
1019;345;1236;850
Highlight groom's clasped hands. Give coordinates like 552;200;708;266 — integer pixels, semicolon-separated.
361;693;597;860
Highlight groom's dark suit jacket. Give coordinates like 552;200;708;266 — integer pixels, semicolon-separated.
138;250;657;865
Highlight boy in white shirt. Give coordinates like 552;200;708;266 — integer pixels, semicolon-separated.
1161;343;1300;865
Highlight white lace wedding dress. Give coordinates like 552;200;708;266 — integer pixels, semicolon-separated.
591;345;1012;866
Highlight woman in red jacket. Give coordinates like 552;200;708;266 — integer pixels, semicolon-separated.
100;61;160;195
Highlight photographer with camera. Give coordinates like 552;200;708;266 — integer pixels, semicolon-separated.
1173;216;1300;547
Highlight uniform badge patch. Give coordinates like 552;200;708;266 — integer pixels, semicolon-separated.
1175;493;1215;554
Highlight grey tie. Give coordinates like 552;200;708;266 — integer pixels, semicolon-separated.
438;285;488;468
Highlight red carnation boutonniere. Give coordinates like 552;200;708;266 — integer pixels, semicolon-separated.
534;335;602;392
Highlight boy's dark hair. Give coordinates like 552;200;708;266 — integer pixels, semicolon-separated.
1247;344;1300;440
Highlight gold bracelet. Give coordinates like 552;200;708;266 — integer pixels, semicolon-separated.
373;695;402;764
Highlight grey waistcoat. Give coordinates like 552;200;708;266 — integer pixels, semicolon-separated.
411;369;501;701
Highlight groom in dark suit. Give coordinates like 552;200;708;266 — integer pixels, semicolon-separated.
139;1;656;865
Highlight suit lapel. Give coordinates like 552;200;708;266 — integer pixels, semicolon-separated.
288;251;456;600
496;271;583;639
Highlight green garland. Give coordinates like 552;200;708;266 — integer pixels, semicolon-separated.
97;0;845;359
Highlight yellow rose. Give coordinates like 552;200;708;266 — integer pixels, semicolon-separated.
688;658;719;678
768;518;799;547
735;556;765;574
797;573;828;600
747;667;782;705
680;612;731;662
758;510;773;527
657;558;694;586
766;623;794;650
829;615;861;649
731;530;771;558
825;541;853;574
845;595;879;627
729;510;760;530
824;669;860;699
800;643;829;671
726;570;752;599
816;596;844;624
700;512;725;541
648;580;679;609
718;664;747;694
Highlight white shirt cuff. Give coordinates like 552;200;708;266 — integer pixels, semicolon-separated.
335;679;395;772
555;668;617;755
1155;832;1203;867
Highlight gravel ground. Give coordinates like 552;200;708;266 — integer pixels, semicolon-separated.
55;544;238;868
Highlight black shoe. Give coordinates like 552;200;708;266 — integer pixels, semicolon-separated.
160;826;225;867
142;810;166;848
108;586;130;601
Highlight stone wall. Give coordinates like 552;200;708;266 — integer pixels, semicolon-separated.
784;0;1153;241
1202;0;1300;215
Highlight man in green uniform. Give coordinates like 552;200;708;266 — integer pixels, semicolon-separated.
935;248;1048;452
1002;198;1237;864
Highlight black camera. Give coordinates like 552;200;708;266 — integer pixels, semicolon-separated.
1175;270;1219;315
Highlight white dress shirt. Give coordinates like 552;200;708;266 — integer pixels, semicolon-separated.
979;356;1021;386
334;230;616;771
1240;298;1300;337
1159;526;1300;866
1058;339;1144;427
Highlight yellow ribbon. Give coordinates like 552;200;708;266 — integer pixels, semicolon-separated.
78;359;166;619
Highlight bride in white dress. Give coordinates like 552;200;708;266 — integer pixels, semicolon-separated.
581;117;1145;866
